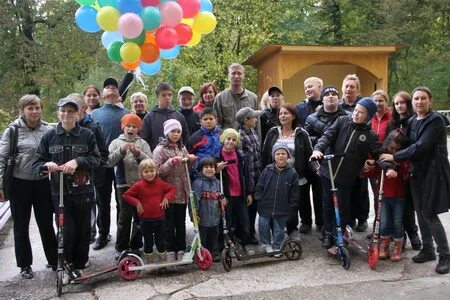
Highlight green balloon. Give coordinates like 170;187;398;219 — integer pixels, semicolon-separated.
76;0;96;6
140;7;161;31
97;0;117;8
124;31;146;46
107;41;123;62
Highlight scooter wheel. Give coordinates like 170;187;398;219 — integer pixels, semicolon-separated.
118;256;141;281
56;270;63;296
282;239;302;260
222;249;232;272
194;247;213;270
368;244;379;270
339;246;351;270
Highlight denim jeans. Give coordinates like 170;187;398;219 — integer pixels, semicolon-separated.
321;177;352;235
258;215;288;250
380;197;404;238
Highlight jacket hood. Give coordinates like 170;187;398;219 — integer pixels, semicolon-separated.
150;105;176;114
12;116;49;129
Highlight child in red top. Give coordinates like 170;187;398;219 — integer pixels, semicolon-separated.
123;159;175;263
364;130;410;262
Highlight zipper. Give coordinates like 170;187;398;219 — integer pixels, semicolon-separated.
272;171;280;216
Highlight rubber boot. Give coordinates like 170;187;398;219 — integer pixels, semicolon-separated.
391;238;403;262
379;236;390;259
143;253;153;265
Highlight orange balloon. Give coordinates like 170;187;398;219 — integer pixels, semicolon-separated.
121;59;140;70
140;43;160;63
145;31;156;44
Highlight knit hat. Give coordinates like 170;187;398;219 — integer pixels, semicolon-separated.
271;142;291;159
320;85;339;100
357;97;377;121
220;128;240;146
163;119;182;136
235;107;262;124
121;113;142;129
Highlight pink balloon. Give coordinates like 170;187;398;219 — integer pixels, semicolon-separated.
178;0;200;18
141;0;159;6
160;2;183;28
155;26;178;49
118;13;143;39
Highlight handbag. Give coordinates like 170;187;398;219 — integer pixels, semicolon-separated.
2;125;19;200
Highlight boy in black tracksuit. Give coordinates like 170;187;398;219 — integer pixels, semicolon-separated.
311;98;382;249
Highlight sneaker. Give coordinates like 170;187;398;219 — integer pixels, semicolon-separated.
412;248;436;263
20;267;34;279
213;255;221;262
62;272;70;285
321;233;334;249
115;251;122;261
355;220;368;232
435;254;450;274
92;237;109;250
265;245;274;253
84;260;90;269
299;224;312;234
248;236;259;245
176;250;185;260
409;234;422;251
166;251;176;262
90;236;96;244
273;249;282;258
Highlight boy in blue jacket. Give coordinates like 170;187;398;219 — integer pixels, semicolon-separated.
255;143;300;256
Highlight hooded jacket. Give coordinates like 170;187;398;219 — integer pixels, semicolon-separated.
255;164;300;217
140;105;190;150
192;173;222;227
304;106;349;146
0;117;52;188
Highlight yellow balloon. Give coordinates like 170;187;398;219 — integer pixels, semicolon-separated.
193;12;217;34
181;18;194;27
186;30;202;47
97;6;120;31
120;42;141;62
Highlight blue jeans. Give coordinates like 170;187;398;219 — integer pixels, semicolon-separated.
380;197;404;238
258;215;287;250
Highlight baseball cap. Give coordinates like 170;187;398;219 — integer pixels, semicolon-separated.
268;86;283;96
57;98;78;111
178;86;195;96
103;77;119;88
235;107;262;124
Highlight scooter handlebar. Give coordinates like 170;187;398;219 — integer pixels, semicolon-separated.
310;153;346;162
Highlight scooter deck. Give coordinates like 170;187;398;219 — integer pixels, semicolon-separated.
129;259;193;271
234;249;283;261
73;265;117;283
344;236;368;254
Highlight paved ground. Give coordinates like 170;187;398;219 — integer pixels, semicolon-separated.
1;139;449;299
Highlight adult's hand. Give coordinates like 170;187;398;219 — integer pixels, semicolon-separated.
61;159;78;175
311;150;323;160
44;162;59;173
379;153;394;162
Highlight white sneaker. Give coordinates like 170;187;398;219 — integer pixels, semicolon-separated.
265;245;274;253
167;251;176;262
84;260;90;268
177;251;185;260
62;272;70;285
272;249;283;258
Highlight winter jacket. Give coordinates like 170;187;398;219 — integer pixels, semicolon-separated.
371;109;392;142
32;123;102;196
339;96;363;113
152;139;192;204
193;100;212;113
364;161;410;198
260;107;278;143
213;88;258;130
192;173;222;227
393;111;450;215
296;98;323;126
78;113;108;165
140;106;190;151
255;164;300;217
386;116;411;134
304;106;349;146
188;126;222;161
0;117;52;188
91;104;129;145
314;115;382;187
261;126;316;183
179;108;200;139
108;134;152;188
238;126;262;184
216;148;254;198
123;177;176;220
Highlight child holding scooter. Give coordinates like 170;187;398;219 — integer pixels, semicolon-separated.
108;114;152;259
122;159;175;264
363;130;410;262
255;143;300;256
216;128;254;246
193;157;226;262
311;97;382;249
153;119;196;261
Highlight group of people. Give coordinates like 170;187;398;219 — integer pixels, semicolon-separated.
0;63;449;283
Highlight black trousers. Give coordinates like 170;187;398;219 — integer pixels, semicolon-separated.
403;182;419;237
164;203;187;252
10;177;57;269
96;168;118;239
54;194;92;269
141;218;165;254
321;177;352;234
115;187;142;252
199;225;219;257
350;177;370;223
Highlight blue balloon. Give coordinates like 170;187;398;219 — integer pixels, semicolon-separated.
117;0;142;14
200;0;213;12
160;46;180;60
97;0;118;8
140;60;161;75
75;6;100;33
101;31;124;49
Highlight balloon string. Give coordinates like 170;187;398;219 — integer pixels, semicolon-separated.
134;68;147;90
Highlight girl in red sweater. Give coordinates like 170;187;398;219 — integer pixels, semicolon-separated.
123;159;175;264
364;130;410;262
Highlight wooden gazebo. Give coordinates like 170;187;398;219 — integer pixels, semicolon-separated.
243;45;400;103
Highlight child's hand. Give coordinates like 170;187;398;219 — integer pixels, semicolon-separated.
61;159;78;175
187;154;197;162
44;162;59;173
363;159;375;172
120;143;131;154
386;169;398;179
246;195;253;206
160;198;169;210
129;144;141;157
136;202;144;214
311;150;323;161
220;198;227;209
171;156;183;166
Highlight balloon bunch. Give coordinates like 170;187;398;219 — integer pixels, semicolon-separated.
74;0;216;75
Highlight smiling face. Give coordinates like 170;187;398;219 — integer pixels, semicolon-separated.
131;95;147;114
202;164;216;178
22;103;42;126
84;87;100;109
223;134;238;151
274;149;289;167
179;92;194;109
278;107;295;128
304;80;321;101
202;86;216;105
352;104;368;124
141;167;157;181
412;90;432;117
58;105;78;127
